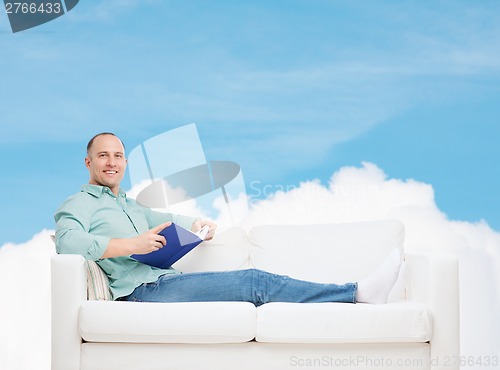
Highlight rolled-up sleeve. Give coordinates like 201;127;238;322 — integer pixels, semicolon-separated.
54;198;109;260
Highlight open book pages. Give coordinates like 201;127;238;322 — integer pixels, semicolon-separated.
195;225;210;240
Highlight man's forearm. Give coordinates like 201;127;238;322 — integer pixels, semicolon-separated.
101;238;135;259
101;223;168;258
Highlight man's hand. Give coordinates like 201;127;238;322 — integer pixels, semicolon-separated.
101;222;171;258
191;219;217;240
131;222;171;255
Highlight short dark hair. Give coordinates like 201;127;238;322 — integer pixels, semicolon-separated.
86;132;125;156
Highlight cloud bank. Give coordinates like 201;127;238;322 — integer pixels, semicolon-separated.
1;162;498;370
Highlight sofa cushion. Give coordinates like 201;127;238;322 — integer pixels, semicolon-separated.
86;260;112;301
172;226;251;273
256;302;432;343
79;301;256;344
248;220;405;284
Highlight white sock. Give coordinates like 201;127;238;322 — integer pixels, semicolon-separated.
356;248;402;304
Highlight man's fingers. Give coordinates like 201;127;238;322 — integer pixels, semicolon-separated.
148;237;165;251
151;222;171;234
156;235;166;246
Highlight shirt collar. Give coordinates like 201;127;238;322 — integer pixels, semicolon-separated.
81;184;126;198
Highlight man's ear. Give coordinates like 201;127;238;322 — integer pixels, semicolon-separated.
85;156;91;169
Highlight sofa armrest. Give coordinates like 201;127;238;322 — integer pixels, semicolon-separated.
51;254;87;370
405;252;460;370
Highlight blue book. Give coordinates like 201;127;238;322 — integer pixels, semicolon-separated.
131;223;208;269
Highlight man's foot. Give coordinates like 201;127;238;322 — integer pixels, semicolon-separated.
356;248;402;304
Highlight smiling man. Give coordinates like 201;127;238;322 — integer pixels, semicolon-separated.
54;132;401;304
85;133;126;196
54;132;215;298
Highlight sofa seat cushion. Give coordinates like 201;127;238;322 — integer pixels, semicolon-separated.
256;302;432;343
79;301;256;344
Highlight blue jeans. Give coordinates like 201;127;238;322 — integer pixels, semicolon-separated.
122;269;357;305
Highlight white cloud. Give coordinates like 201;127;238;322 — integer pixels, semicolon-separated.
1;162;499;369
0;229;55;370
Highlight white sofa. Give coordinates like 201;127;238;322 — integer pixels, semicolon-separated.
51;220;460;370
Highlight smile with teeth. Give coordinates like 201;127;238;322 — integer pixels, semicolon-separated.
105;170;118;175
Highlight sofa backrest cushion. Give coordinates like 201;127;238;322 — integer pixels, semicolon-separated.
172;226;251;273
248;220;404;284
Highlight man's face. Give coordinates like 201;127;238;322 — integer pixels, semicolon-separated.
85;135;127;194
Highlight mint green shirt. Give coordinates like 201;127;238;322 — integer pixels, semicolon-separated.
54;184;197;300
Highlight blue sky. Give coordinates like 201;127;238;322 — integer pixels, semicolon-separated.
0;0;499;245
